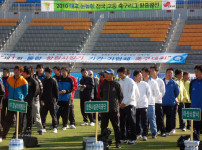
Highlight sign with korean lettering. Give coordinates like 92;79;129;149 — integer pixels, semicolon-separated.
182;108;201;121
0;53;188;63
85;101;108;113
41;0;176;12
8;99;27;113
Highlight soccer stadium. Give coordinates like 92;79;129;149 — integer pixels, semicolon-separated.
0;0;202;149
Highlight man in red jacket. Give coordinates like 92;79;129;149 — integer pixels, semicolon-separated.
68;71;78;129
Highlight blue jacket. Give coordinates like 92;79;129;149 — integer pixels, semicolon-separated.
162;78;179;106
7;76;28;101
190;79;202;110
58;76;74;102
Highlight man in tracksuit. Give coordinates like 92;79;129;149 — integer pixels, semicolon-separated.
134;70;151;141
142;67;160;139
41;67;59;133
1;68;10;127
68;71;78;129
190;65;202;141
23;66;39;135
150;66;166;137
118;67;140;145
57;67;74;130
79;68;94;126
162;68;179;136
99;68;123;148
2;65;28;139
173;69;188;132
183;72;191;130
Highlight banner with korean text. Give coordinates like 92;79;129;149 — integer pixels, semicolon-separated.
41;0;176;12
0;53;187;63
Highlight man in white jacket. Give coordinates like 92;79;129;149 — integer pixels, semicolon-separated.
118;67;140;145
142;67;161;139
134;70;151;141
150;66;166;137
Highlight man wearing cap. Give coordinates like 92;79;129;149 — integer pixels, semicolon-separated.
88;70;99;122
99;69;123;148
79;68;94;126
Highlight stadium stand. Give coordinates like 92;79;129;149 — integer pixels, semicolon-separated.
13;18;93;52
0;18;19;49
11;0;41;11
92;20;172;53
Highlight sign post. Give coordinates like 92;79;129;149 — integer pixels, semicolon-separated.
8;99;27;139
85;101;108;141
182;108;201;141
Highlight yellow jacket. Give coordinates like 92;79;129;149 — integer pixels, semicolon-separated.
174;77;189;103
182;80;191;103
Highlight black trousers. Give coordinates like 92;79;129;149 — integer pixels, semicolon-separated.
155;103;165;134
1;98;8;127
80;99;93;123
69;99;75;125
24;103;33;133
120;105;137;141
185;103;191;128
101;111;120;144
136;108;148;136
3;110;23;138
57;101;70;127
193;113;202;141
41;103;57;128
163;106;174;133
172;104;178;130
178;103;185;129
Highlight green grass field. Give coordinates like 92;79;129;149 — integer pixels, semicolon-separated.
0;99;199;150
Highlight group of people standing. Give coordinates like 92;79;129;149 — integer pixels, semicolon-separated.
78;65;201;148
0;64;201;149
0;64;78;142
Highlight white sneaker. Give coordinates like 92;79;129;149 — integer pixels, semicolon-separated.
81;122;88;126
66;125;69;129
70;125;76;129
0;138;2;142
53;128;57;133
128;140;136;145
182;128;186;132
42;129;46;133
171;129;176;134
142;136;147;141
166;132;170;136
137;135;142;139
90;122;95;126
62;127;67;130
120;140;128;144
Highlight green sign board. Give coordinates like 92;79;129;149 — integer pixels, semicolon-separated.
8;99;27;113
182;108;201;121
41;0;165;12
85;101;108;113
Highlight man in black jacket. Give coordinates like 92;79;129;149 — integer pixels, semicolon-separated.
23;66;39;135
53;66;61;82
0;81;5;142
41;67;59;133
99;69;123;149
79;68;94;126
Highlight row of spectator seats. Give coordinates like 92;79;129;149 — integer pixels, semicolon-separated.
177;20;202;52
11;0;41;11
92;20;171;53
13;18;93;52
0;19;19;48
